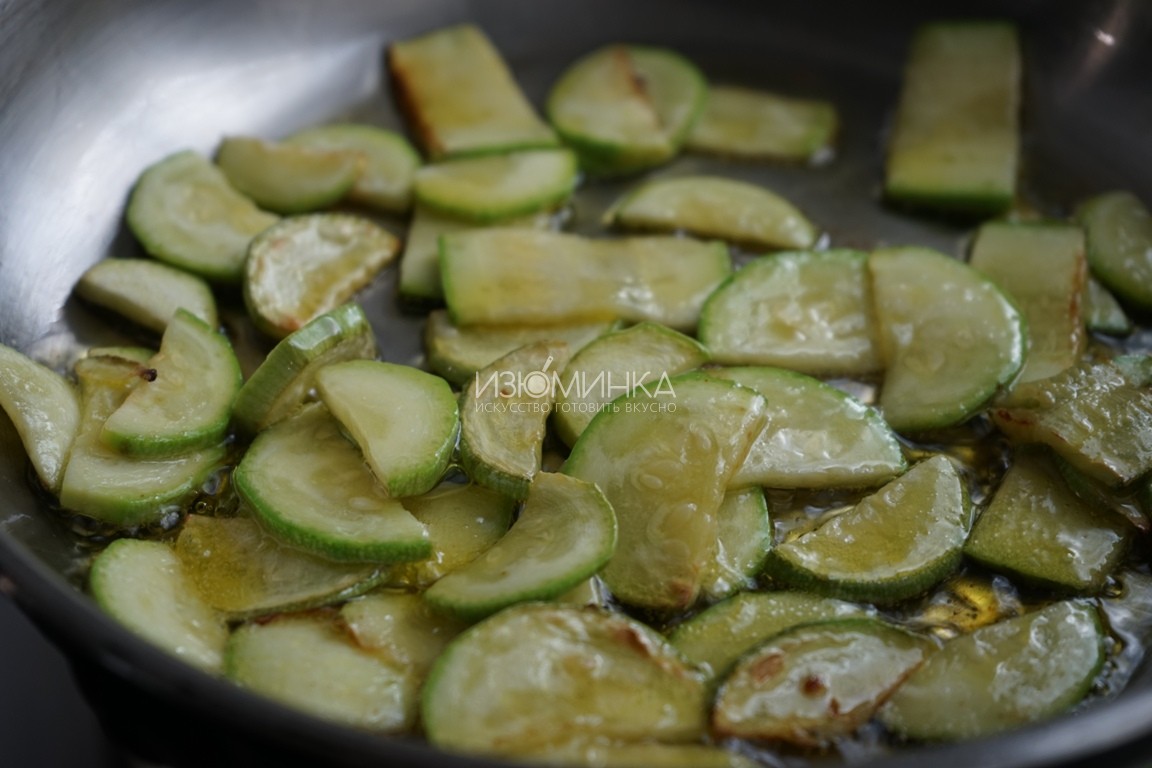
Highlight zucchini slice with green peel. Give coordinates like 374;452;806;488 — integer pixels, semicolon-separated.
709;366;906;489
880;600;1105;740
553;322;708;446
1056;456;1150;534
243;213;399;339
992;357;1152;487
460;341;571;499
884;22;1020;215
226;613;415;731
101;310;241;457
441;229;731;331
388;24;558;159
607;176;818;250
285;123;421;213
968;222;1086;383
316;360;458;498
59;356;226;526
765;455;970;604
399;205;557;304
701;488;771;602
523;741;758;768
1083;277;1133;336
125;150;278;282
713;618;933;745
232;303;376;435
215;136;361;214
547;45;705;175
669;591;870;681
424;309;614;387
388;482;515;589
234;403;431;563
413;148;578;222
173;515;384;618
422;603;708;755
0;343;80;493
425;472;616;620
964;448;1129;592
687;85;838;162
90;539;227;672
564;375;766;610
86;347;156;365
75;258;218;333
341;591;466;676
699;250;881;376
1077;191;1152;310
870;247;1026;433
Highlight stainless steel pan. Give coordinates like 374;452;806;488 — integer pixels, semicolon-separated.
2;1;1152;766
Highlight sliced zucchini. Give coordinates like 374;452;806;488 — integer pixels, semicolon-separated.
687;85;838;162
215;136;361;214
341;591;466;676
125;150;278;282
226;614;414;731
606;175;817;251
885;22;1020;214
699;250;881;376
1056;456;1150;534
553;322;708;446
701;488;772;602
0;342;80;493
765;455;969;604
399;205;556;304
316;360;458;498
422;604;708;755
424;309;614;387
460;341;571;499
243;213;399;339
1076;191;1152;310
75;258;218;333
992;357;1152;486
556;576;610;609
413;148;577;222
59;356;226;526
524;741;758;768
388;482;515;589
233;403;431;563
564;375;766;610
100;310;241;457
547;45;705;175
441;229;731;331
388;24;558;159
709;366;906;489
86;346;156;365
285;123;421;213
669;591;869;681
1083;277;1133;336
425;472;616;620
968;222;1086;383
173;514;383;617
964;448;1129;592
713;618;933;745
89;539;227;672
870;247;1026;432
880;600;1105;740
231;302;377;435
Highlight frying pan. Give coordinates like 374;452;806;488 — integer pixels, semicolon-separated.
2;0;1152;766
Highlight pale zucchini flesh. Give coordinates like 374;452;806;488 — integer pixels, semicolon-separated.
125;150;278;282
564;375;766;610
422;604;708;755
709;366;906;489
0;342;80;493
90;539;227;672
607;175;818;250
413;148;577;222
885;22;1020;214
1083;277;1133;336
700;250;881;376
687;85;838;162
1077;191;1152;310
316;360;458;498
233;403;431;563
244;213;399;339
215;136;361;214
424;472;616;619
341;591;466;678
701;488;772;602
75;258;218;334
389;24;558;158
